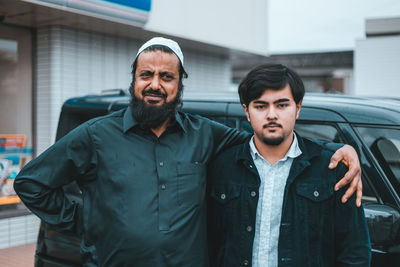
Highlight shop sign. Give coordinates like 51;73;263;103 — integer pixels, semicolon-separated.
0;135;33;205
36;0;152;25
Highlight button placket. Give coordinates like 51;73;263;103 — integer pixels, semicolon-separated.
155;144;171;231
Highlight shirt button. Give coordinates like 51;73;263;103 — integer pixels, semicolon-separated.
249;165;253;168
250;191;256;197
246;226;252;232
159;162;164;167
220;193;226;200
243;259;249;266
314;190;319;197
161;184;166;190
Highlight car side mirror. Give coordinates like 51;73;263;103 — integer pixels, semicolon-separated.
364;203;400;252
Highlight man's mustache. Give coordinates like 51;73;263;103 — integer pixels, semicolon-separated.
142;88;167;99
263;122;282;128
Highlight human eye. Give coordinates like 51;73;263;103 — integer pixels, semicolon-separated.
277;103;289;108
254;105;265;110
161;73;175;81
139;71;152;79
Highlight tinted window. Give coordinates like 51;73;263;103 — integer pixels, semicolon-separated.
355;126;400;195
294;123;344;143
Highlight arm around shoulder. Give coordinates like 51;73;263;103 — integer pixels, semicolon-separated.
209;119;249;155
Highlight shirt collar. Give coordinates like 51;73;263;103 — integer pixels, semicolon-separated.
123;106;187;134
249;133;302;163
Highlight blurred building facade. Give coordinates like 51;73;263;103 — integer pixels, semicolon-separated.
0;0;268;248
354;17;400;97
232;51;354;94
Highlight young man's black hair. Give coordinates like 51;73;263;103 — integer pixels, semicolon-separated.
238;64;305;107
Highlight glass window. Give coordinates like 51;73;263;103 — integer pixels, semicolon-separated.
294;123;344;143
0;30;33;211
355;126;400;195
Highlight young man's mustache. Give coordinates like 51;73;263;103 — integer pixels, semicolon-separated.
263;122;282;128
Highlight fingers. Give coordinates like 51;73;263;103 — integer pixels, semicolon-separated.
330;144;363;206
334;168;362;206
356;180;363;207
329;150;342;169
334;165;357;191
341;171;361;203
334;171;352;192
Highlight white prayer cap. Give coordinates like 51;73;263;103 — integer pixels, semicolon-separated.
135;37;184;66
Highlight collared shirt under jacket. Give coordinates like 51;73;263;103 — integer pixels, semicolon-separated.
207;135;371;267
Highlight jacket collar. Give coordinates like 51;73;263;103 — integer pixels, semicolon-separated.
123;106;187;134
236;132;322;165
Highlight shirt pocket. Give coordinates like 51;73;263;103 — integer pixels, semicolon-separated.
177;162;206;208
293;183;335;233
295;182;334;203
209;184;241;205
294;181;335;244
208;184;241;229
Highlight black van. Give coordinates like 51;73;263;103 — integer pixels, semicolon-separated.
35;91;400;266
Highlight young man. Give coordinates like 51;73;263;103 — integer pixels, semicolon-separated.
15;37;362;266
207;64;371;267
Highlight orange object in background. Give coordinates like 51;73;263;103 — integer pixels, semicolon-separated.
0;135;29;205
0;135;26;148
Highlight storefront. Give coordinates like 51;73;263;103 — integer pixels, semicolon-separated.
0;24;32;207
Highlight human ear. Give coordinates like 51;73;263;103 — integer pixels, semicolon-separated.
295;100;302;119
242;104;250;122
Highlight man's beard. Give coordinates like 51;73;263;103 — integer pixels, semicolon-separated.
261;136;284;146
130;88;181;129
259;122;284;146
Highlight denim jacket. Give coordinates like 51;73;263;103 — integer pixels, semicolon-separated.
207;136;371;267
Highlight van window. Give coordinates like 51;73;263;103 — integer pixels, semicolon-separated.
294;122;344;143
355;126;400;195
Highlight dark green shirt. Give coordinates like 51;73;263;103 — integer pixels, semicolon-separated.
14;107;248;267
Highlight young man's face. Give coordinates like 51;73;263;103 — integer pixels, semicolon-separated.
243;84;302;146
134;50;180;107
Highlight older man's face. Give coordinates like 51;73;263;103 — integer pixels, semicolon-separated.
134;50;180;107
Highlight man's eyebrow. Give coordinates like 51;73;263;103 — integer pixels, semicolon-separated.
273;98;290;104
139;70;153;74
159;71;176;76
252;98;290;105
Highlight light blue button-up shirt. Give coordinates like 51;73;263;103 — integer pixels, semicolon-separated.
250;134;302;267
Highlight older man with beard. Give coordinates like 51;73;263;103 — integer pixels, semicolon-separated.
14;37;362;267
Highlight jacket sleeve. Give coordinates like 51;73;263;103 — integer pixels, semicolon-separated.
13;123;97;234
208;119;250;156
334;163;371;266
306;138;344;152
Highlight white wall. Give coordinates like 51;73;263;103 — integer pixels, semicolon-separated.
36;26;231;154
354;36;400;97
145;0;269;55
0;215;40;249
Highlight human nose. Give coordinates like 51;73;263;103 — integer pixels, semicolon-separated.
150;75;161;89
266;106;278;120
